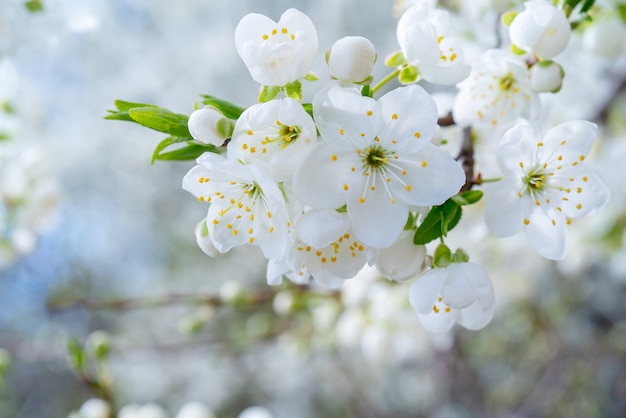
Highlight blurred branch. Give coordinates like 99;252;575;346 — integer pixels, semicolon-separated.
592;69;626;124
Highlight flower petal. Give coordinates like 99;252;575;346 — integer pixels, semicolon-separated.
295;209;351;248
524;204;567;260
409;268;447;315
484;179;527;237
456;299;495;330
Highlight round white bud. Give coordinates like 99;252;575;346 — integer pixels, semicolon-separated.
509;0;571;59
194;220;221;257
583;19;626;59
327;36;376;84
175;402;215;418
79;399;111;418
188;106;228;146
237;406;274;418
529;60;564;93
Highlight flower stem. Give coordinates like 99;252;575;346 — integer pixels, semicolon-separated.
371;68;401;95
478;177;503;184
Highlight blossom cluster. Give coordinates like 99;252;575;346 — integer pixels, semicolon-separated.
130;0;618;333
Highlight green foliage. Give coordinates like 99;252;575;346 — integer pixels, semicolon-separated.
201;95;246;119
128;107;191;137
107;100;221;163
66;337;85;371
619;4;626;24
414;190;483;245
24;0;44;12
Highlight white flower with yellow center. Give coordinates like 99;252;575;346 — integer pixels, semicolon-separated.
183;152;289;261
453;49;539;128
293;84;465;249
409;262;496;333
234;8;318;87
396;1;470;84
228;98;317;182
485;121;610;260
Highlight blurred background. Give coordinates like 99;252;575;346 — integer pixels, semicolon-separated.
1;0;626;417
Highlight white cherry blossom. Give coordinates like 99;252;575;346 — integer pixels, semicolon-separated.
293;84;465;249
485;121;610;260
453;49;539;128
375;231;426;281
235;8;318;87
227;98;317;182
183;152;290;261
509;0;571;59
396;1;470;84
327;36;376;85
409;262;496;333
188;106;229;147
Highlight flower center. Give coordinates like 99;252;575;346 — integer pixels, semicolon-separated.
499;72;516;91
362;143;390;171
523;169;547;195
279;124;300;143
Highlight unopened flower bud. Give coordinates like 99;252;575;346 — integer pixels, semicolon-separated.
85;330;112;360
529;60;564;93
79;398;111;418
188;106;231;146
583;19;626;59
509;0;571;59
176;402;215;418
326;36;376;84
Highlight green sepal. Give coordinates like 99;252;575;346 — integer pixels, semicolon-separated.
303;72;319;82
403;212;416;231
385;51;406;67
360;85;372;98
128;107;191;137
451;189;483;206
259;85;281;103
433;244;452;268
413;199;462;245
154;142;217;162
354;75;374;86
302;103;314;120
201;95;246;119
285;80;303;101
501;11;518;26
452;248;469;263
216;117;234;139
399;65;419;84
199;219;209;237
511;44;526;55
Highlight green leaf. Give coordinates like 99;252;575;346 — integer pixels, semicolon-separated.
618;4;626;24
579;0;595;13
302;103;313;120
128;107;191;137
451;189;483;206
285;80;303;101
24;0;44;12
66;337;84;371
201;95;246;119
114;99;157;111
1;102;14;114
154;142;216;161
0;132;11;141
259;86;281;103
104;110;134;122
151;136;189;164
399;65;419;84
413;199;463;245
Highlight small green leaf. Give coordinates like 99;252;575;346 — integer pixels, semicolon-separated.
385;51;406;67
579;0;595;13
154;142;216;161
259;85;282;103
104;111;134;122
201;95;246;119
414;199;463;245
0;132;11;141
399;65;419;84
1;102;14;114
114;99;157;111
24;0;44;12
618;4;626;24
285;80;303;101
451;189;484;206
128;107;191;137
302;103;314;120
66;337;84;371
151;136;189;164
